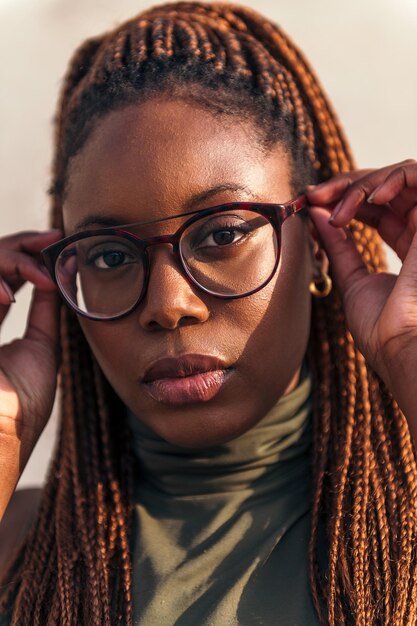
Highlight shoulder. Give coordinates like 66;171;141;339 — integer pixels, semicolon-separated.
0;487;42;575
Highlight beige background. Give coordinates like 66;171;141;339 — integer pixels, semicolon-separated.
1;0;416;488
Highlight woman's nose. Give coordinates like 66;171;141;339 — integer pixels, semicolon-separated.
137;245;210;330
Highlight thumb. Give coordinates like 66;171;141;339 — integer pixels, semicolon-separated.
24;286;61;362
394;229;417;294
383;229;417;323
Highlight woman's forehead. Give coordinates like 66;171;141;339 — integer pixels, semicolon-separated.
62;100;293;232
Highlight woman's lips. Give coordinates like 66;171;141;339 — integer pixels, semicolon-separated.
143;369;232;405
141;354;233;406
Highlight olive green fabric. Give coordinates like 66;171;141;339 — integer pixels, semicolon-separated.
0;361;328;626
127;360;327;625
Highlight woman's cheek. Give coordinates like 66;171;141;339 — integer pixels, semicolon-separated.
78;322;137;387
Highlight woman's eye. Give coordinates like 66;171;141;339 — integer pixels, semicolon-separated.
207;229;244;246
87;249;134;269
196;224;250;248
98;251;126;268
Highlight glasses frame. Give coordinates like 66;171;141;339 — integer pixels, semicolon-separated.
41;194;307;321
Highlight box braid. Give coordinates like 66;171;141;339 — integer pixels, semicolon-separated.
1;2;417;624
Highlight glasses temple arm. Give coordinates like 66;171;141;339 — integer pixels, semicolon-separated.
279;194;308;221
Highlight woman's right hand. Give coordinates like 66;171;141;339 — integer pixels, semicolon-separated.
0;229;63;449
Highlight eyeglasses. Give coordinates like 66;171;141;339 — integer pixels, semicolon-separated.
41;194;307;321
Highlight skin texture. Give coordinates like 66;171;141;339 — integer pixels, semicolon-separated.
63;99;323;448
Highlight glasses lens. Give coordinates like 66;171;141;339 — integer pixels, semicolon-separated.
180;209;278;296
55;234;145;318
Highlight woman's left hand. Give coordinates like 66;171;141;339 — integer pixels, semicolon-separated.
306;159;417;432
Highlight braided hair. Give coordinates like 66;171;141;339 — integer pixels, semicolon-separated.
1;3;416;624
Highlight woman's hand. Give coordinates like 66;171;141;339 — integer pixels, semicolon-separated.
306;159;417;436
0;229;63;446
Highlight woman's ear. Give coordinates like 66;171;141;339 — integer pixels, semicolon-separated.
306;216;330;277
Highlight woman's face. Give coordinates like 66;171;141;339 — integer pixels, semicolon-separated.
63;99;317;448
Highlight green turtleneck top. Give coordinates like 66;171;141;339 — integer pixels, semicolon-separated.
126;359;327;625
0;360;328;625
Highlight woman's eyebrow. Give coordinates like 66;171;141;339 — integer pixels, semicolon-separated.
182;183;259;210
72;183;260;232
74;215;122;231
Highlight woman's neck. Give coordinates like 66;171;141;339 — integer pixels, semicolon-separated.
126;359;314;498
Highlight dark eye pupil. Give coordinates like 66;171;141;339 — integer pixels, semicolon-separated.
103;252;124;267
213;230;234;245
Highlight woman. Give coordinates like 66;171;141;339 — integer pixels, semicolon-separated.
0;1;417;624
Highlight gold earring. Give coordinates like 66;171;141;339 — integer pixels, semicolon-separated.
309;270;332;298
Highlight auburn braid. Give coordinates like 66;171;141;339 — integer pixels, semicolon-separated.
1;3;417;624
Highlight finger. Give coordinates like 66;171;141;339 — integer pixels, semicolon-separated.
0;249;56;293
0;251;58;327
0;277;15;304
308;206;370;297
367;161;417;206
391;228;417;303
304;164;410;205
313;201;411;262
24;287;61;361
322;160;417;226
0;274;16;322
0;229;62;253
0;280;59;328
0;230;62;294
305;169;374;205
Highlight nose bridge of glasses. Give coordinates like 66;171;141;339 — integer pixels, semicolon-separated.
143;232;180;248
143;239;198;301
141;230;186;275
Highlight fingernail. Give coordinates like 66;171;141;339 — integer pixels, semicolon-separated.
331;200;343;221
1;281;15;303
368;183;386;203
